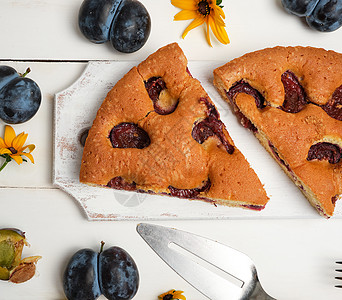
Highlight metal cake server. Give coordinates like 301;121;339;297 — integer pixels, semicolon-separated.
137;223;276;300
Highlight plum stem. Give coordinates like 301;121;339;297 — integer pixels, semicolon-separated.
21;68;31;78
99;241;105;253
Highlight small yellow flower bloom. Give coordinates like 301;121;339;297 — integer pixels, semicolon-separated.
0;125;35;171
171;0;229;46
158;289;186;300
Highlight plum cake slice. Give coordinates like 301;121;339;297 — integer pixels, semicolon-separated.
213;46;342;217
80;43;269;210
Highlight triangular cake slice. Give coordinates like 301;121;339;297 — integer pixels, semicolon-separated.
213;46;342;217
80;43;269;210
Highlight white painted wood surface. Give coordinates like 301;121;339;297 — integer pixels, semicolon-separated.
1;0;342;299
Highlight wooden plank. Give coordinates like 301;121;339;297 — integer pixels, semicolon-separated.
1;0;342;62
1;188;342;299
0;61;86;187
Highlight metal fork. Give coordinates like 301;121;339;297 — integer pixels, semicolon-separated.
336;262;342;288
137;223;276;300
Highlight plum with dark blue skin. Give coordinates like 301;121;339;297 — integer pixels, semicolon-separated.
63;249;101;300
78;0;150;53
282;0;342;32
281;0;319;17
0;66;19;91
0;76;41;124
110;0;151;53
78;0;122;43
63;243;139;300
306;0;342;32
99;247;139;300
281;0;319;16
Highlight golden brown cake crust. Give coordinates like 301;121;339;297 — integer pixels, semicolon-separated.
80;43;269;209
213;46;342;217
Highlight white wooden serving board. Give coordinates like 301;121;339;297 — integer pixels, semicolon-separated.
53;60;342;220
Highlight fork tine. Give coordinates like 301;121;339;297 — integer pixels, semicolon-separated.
336;262;342;288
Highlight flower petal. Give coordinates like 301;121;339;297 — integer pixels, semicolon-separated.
182;16;205;39
171;0;197;10
10;154;23;165
211;9;226;27
205;19;212;47
21;152;34;163
214;5;225;19
216;24;230;44
209;16;229;44
214;17;226;27
174;9;198;21
4;125;16;147
0;137;6;149
0;148;11;155
173;290;186;300
21;144;35;153
12;133;28;152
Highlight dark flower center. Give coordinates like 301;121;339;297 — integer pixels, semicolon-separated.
198;0;210;16
8;147;17;154
163;295;173;300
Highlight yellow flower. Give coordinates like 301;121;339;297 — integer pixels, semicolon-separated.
171;0;229;46
0;125;35;171
158;289;186;300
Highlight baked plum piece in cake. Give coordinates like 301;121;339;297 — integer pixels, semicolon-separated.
80;43;269;210
213;46;342;217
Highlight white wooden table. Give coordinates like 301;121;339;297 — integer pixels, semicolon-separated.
1;1;342;299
